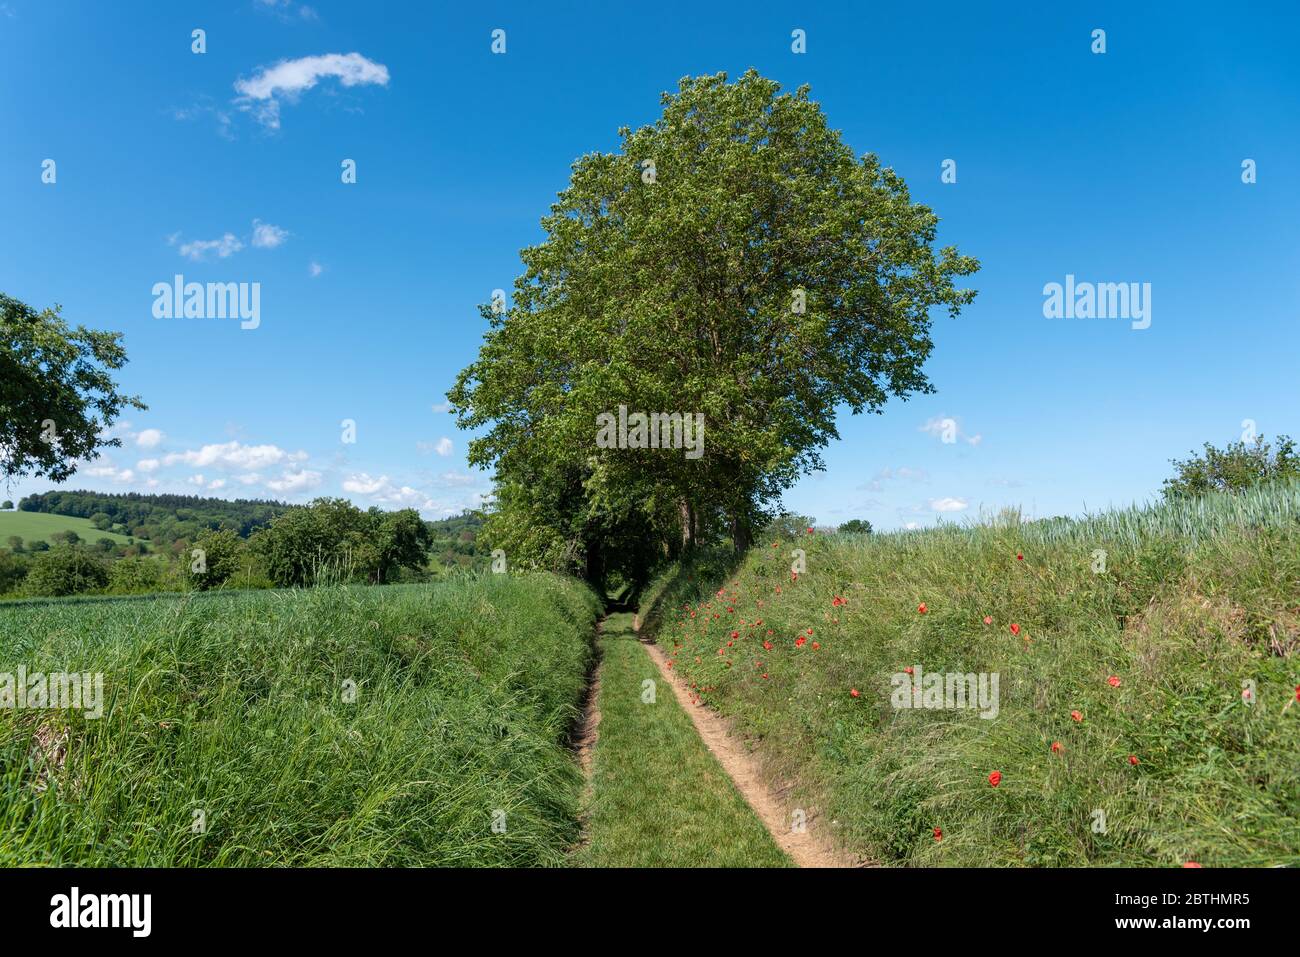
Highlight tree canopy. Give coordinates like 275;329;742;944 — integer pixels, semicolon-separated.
450;71;978;584
1;293;145;482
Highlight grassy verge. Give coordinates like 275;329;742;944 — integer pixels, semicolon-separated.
644;482;1300;866
0;573;601;866
576;612;790;867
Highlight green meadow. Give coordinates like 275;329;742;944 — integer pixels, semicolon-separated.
0;511;134;548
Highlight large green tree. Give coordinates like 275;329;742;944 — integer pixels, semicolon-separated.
252;498;431;587
451;70;978;577
1;293;145;482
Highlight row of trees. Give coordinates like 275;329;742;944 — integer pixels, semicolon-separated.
19;490;293;547
450;71;978;588
0;500;493;599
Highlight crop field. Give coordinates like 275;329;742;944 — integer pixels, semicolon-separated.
0;573;601;866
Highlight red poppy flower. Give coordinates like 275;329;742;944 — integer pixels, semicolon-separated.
983;616;992;625
988;771;1002;787
1128;755;1139;766
762;673;769;680
850;688;860;698
1070;710;1082;722
918;603;928;614
806;527;814;535
1183;862;1202;868
1051;741;1062;754
763;640;773;651
1108;675;1121;688
795;636;807;648
730;631;739;639
904;666;914;675
832;596;846;607
806;628;814;635
1016;553;1023;561
812;642;820;650
933;827;943;841
1010;623;1020;636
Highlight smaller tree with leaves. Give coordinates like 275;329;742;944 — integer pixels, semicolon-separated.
1162;433;1298;499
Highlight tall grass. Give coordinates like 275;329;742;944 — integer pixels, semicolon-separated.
0;573;601;866
644;482;1300;866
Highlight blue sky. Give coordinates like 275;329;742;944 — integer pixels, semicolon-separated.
2;0;1297;529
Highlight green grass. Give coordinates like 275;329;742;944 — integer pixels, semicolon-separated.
576;612;790;867
0;572;602;866
643;482;1300;867
0;511;134;547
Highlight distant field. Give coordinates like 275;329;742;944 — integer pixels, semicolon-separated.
0;511;134;547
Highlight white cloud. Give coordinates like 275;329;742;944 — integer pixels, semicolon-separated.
162;441;302;472
178;233;243;261
436;471;479;488
309;261;323;277
172;220;289;259
862;466;928;492
929;497;970;513
904;521;922;530
136;458;161;473
342;473;440;512
341;473;388;495
251;220;289;249
431;401;452;413
236;473;263;485
255;0;318;22
136;428;165;449
85;464;135;482
435;437;453;457
265;469;322;493
234;53;389;129
187;474;206;486
208;479;226;490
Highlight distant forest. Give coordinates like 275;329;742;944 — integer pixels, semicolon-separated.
17;490;484;564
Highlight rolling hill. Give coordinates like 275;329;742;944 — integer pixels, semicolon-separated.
0;511;135;548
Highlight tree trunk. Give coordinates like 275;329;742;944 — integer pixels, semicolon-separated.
730;513;752;554
680;500;696;551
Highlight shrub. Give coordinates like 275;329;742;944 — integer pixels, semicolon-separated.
23;546;109;597
1163;433;1298;499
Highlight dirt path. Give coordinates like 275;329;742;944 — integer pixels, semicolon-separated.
573;623;603;776
569;620;603;852
633;615;862;868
